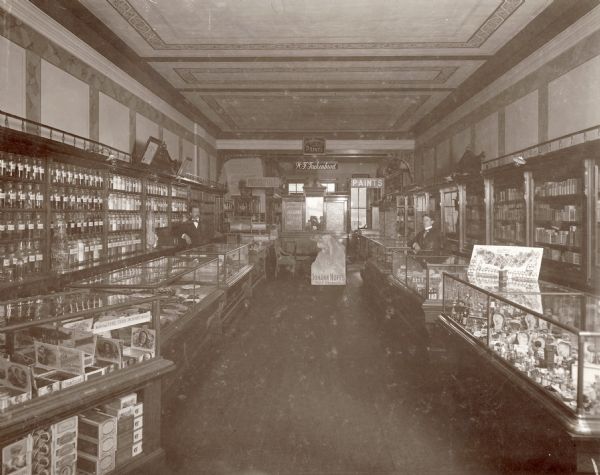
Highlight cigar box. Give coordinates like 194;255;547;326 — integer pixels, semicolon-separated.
116;415;134;434
83;367;105;382
132;429;142;445
78;412;116;443
102;393;137;411
34;377;60;397
131;442;142;458
116;428;133;450
76;451;114;475
0;386;30;411
2;436;32;475
77;434;116;459
93;361;117;374
42;371;84;390
132;417;143;431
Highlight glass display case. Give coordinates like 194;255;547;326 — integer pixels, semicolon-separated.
69;256;221;331
0;289;163;407
178;243;250;285
365;236;409;273
391;253;468;301
493;176;526;246
441;273;600;421
396;194;415;242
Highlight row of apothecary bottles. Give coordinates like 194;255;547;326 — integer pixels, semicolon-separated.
0;152;45;181
0;183;44;209
109;174;141;193
50;187;103;210
0;212;44;240
0;240;44;282
51;163;103;188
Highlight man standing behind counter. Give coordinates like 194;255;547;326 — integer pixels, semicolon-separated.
178;206;205;246
409;214;442;255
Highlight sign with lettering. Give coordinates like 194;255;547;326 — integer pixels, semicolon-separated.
295;160;338;171
311;235;346;285
303;137;326;154
245;177;281;188
351;177;384;188
282;201;304;232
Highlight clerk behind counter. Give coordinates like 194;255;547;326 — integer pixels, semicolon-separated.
174;206;205;247
409;214;442;255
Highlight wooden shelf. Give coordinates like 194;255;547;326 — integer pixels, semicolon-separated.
535;241;581;252
534;193;582;203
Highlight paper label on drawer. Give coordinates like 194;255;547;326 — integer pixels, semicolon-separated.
92;312;152;333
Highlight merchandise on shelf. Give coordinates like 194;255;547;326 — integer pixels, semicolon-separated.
108;175;141;194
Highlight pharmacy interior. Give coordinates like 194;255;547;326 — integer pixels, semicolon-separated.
1;1;600;474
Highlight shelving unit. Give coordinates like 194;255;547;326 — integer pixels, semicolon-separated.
0;111;226;297
532;166;585;279
492;173;526;246
462;180;486;252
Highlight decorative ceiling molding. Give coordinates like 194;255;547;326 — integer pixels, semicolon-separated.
107;0;523;51
174;65;459;85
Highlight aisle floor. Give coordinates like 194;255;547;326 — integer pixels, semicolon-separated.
147;269;572;475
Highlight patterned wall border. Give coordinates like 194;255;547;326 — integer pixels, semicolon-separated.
107;0;523;51
198;93;432;133
173;66;459;85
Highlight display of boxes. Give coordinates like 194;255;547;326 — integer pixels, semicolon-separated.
41;371;84;390
1;435;32;475
31;427;51;475
77;435;116;459
0;387;31;412
76;451;115;475
78;411;116;443
51;416;77;475
34;377;60;397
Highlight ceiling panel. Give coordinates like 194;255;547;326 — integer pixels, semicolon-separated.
76;0;553;138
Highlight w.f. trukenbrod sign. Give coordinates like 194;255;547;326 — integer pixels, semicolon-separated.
295;160;338;170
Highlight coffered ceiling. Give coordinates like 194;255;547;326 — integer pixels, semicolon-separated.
70;0;555;138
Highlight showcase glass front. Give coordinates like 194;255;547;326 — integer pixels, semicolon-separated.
493;176;526;245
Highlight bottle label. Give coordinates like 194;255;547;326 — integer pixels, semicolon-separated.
37;223;43;230
3;259;9;267
0;224;4;231
28;223;34;230
36;254;43;261
29;255;36;262
7;224;15;231
18;223;25;231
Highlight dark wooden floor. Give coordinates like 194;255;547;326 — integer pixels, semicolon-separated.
143;268;575;475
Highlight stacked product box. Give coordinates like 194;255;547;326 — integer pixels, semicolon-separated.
51;416;78;475
76;411;117;475
99;394;143;469
0;415;77;475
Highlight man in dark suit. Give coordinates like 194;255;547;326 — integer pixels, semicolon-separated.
409;215;442;255
178;206;205;247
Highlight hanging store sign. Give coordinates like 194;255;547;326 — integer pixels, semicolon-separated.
245;177;281;188
303;137;326;154
350;177;384;188
295;160;338;171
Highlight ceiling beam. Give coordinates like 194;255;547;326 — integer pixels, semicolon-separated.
143;55;490;63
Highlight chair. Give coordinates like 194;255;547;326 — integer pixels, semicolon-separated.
274;240;296;278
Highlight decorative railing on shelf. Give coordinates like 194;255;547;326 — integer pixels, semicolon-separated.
483;124;600;171
1;109;131;162
178;172;227;192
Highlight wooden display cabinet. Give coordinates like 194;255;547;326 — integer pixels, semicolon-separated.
0;290;174;473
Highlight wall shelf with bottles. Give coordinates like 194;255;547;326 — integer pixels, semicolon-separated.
462;180;486;251
0;116;225;296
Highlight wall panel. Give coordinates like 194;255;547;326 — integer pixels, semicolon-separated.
99;92;129;152
41;60;89;138
505;90;539;153
474;112;498;162
0;35;25;122
548;55;600;139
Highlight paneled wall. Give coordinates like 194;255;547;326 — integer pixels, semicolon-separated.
415;9;600;181
0;6;216;179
